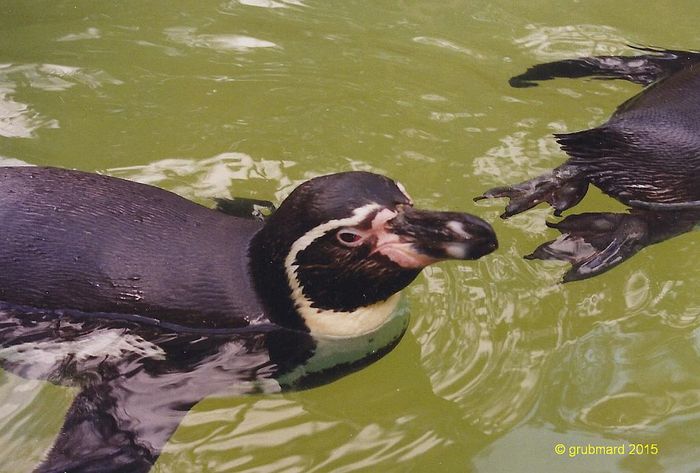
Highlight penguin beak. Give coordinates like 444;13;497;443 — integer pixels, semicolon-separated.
375;206;498;268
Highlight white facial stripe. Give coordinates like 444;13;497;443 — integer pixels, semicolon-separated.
285;203;404;337
286;203;381;269
371;208;399;230
395;181;413;204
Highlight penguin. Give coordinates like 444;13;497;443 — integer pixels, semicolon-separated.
476;47;700;281
0;166;497;472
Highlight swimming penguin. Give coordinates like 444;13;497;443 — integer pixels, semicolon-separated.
476;47;700;281
0;166;497;472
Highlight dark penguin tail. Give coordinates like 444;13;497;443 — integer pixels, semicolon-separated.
554;126;630;163
509;46;700;88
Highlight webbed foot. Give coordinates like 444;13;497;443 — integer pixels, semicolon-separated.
525;213;649;281
475;168;588;218
509;47;700;88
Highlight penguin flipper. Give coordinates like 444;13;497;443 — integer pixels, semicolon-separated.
510;47;700;88
475;166;589;218
525;211;698;282
214;197;276;221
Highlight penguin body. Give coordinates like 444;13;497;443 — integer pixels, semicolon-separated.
0;166;497;472
478;47;700;281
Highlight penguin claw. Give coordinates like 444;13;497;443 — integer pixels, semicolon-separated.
475;172;589;219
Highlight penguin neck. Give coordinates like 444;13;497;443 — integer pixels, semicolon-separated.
249;226;308;331
248;223;405;337
275;300;411;388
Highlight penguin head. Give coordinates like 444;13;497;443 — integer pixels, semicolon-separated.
250;171;497;336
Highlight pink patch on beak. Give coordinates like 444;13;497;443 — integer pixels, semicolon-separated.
370;208;438;269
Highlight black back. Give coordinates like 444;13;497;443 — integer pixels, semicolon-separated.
0;167;325;472
556;59;700;205
0;167;265;328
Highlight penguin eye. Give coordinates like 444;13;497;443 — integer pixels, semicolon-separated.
336;229;365;247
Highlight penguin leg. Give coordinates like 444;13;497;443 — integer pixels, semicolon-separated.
510;47;700;88
475;165;589;218
525;210;698;282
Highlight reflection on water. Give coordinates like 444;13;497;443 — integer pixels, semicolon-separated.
412;37;486;60
0;157;30;166
0;63;122;138
549;320;700;432
414;260;561;436
107;152;300;202
515;24;629;59
155;332;487;472
0;92;51;138
56;27;102;42
0;63;122;92
164;27;280;53
220;0;306;11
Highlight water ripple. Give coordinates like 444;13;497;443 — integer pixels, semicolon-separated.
0;374;74;472
0;63;122;138
165;27;279;53
221;0;305;10
412;36;486;59
409;258;559;436
546;320;700;434
107;152;298;202
514;24;630;59
56;27;102;42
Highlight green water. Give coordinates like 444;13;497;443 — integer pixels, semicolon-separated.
1;1;699;472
